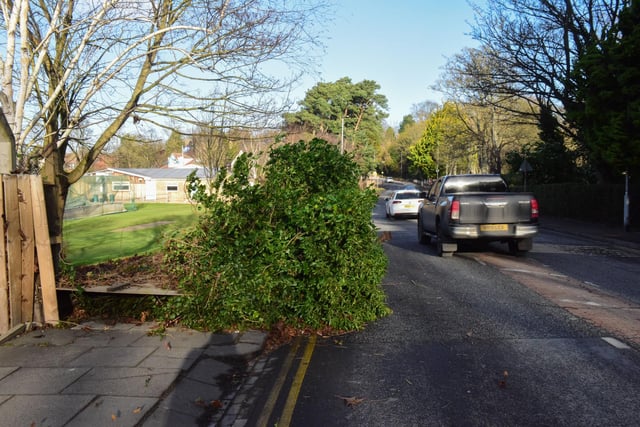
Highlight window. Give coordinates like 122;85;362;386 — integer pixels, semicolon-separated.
166;183;179;192
429;180;442;198
396;192;421;200
112;181;130;191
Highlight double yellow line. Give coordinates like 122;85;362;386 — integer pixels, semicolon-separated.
256;334;317;427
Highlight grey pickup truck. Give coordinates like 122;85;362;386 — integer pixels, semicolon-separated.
417;174;539;256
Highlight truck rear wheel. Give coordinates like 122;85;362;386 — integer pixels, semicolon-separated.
508;238;532;255
417;216;430;244
436;224;456;257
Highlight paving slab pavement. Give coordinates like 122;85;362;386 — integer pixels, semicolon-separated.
0;321;267;427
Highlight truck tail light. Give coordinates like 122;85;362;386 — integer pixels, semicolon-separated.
531;198;539;219
450;200;460;221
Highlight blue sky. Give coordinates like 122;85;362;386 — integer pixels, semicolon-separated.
293;0;480;127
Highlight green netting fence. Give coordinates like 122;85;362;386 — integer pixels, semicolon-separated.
65;175;132;220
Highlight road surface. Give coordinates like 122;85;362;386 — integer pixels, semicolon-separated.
244;195;640;426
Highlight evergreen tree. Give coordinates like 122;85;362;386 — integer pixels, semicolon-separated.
571;1;640;180
284;77;388;172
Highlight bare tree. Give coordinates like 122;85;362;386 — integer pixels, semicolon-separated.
465;0;625;140
191;107;277;185
435;47;539;174
0;0;327;271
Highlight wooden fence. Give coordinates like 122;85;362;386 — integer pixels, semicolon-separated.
1;174;58;335
513;182;639;227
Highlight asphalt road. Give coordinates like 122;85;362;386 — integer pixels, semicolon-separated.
528;228;640;305
246;195;640;427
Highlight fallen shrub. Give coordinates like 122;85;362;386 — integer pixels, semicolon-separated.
161;138;390;331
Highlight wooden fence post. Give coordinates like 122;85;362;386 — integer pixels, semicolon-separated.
3;176;21;325
31;175;59;324
18;176;35;322
0;177;8;332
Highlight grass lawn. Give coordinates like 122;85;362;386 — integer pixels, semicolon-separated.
63;203;200;265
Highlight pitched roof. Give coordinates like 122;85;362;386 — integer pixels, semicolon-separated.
103;168;211;180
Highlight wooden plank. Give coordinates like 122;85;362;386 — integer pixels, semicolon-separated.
0;323;26;345
55;286;180;296
0;176;9;333
30;176;59;324
3;175;22;326
18;175;35;322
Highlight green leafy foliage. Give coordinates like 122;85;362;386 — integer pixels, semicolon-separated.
504;105;581;185
284;78;388;136
283;77;389;174
569;1;640;180
409;102;468;176
162;139;390;331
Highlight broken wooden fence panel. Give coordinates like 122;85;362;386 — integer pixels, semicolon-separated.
0;174;58;335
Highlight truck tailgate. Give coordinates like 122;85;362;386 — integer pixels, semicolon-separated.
457;193;534;224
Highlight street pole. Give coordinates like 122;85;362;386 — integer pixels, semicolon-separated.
519;159;533;192
623;172;630;232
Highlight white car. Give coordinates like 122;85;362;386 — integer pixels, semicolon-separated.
385;189;424;218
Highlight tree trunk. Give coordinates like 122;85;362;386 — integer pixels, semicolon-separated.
41;146;69;277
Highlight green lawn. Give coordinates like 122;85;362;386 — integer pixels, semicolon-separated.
63;203;200;265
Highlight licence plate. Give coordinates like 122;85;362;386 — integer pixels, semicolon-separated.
404;204;415;208
480;224;508;231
